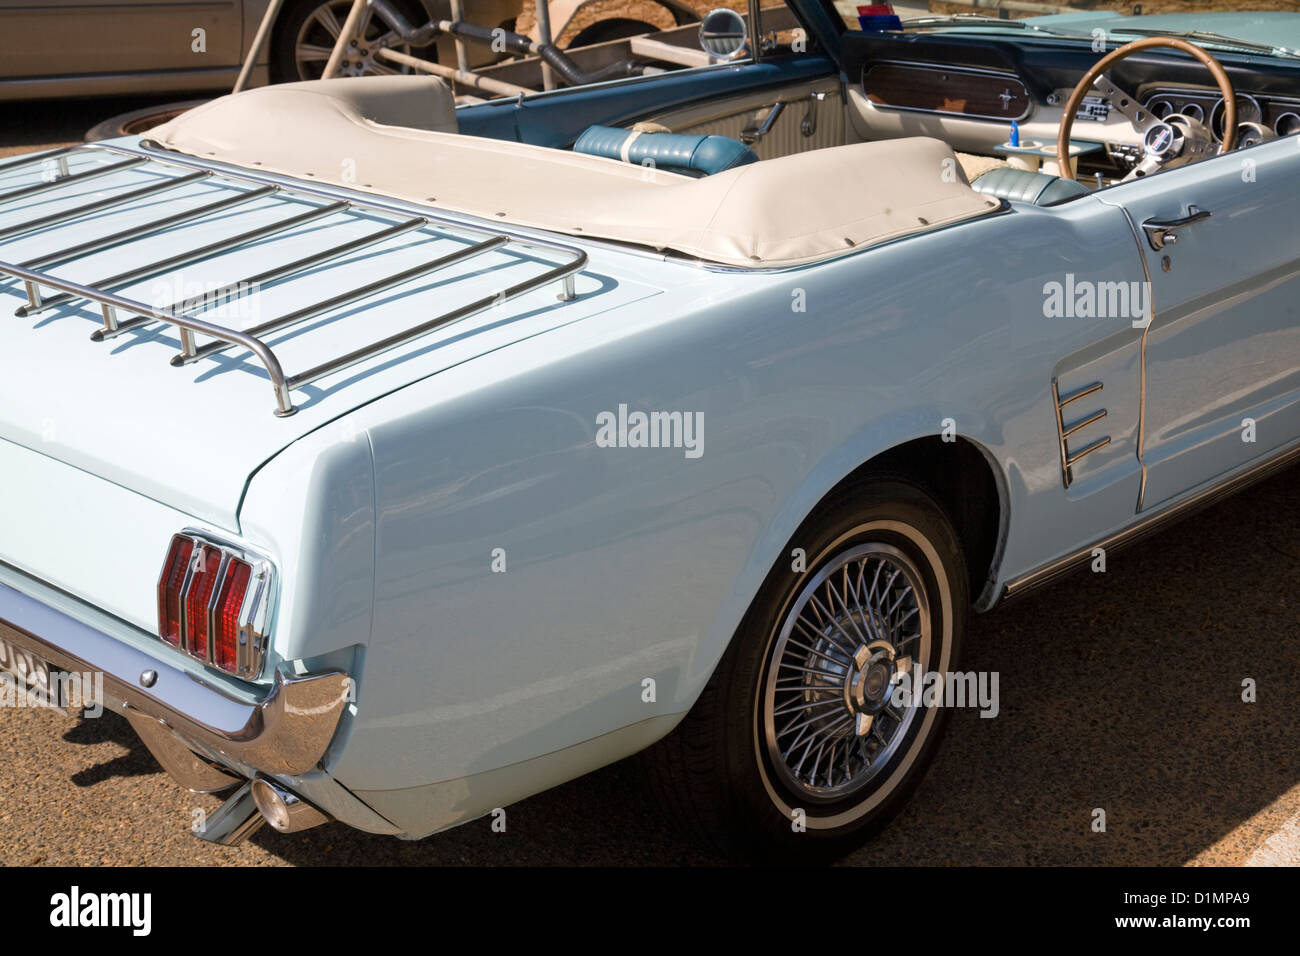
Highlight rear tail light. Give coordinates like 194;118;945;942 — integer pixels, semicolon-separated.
156;532;274;679
157;536;194;646
214;558;252;672
183;544;222;659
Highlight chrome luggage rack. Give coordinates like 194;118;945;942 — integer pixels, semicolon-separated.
0;142;588;417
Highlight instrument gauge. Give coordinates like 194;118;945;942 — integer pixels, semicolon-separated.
1212;94;1262;139
1274;112;1300;136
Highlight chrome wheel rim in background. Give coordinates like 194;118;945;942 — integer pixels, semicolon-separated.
761;543;931;804
294;0;414;80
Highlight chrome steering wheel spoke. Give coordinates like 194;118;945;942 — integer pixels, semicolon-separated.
1092;72;1159;135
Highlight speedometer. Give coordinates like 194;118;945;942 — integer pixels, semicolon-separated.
1211;94;1262;139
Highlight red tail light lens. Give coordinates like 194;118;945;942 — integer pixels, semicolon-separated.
214;558;251;672
183;545;223;659
156;532;273;679
157;536;194;646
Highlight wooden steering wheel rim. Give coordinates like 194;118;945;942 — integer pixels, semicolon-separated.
1057;36;1237;182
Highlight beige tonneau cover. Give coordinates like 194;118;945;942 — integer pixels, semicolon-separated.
150;76;999;268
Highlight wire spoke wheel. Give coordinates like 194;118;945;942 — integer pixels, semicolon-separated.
646;481;966;861
761;542;930;804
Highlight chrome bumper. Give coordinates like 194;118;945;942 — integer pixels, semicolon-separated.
0;580;350;779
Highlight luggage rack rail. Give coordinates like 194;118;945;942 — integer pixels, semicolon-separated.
0;142;588;417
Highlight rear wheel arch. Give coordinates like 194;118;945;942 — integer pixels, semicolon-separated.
645;474;976;860
662;433;1007;745
836;436;1007;609
673;433;1008;722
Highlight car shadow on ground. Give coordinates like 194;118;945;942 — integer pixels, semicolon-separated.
62;712;164;787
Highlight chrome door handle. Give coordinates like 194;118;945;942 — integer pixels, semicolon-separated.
741;100;785;145
801;91;828;137
1141;205;1211;251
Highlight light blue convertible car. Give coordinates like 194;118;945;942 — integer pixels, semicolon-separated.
1;1;1298;862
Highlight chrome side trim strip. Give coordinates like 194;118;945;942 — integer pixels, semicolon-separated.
1058;381;1102;407
1106;200;1157;511
1062;408;1107;438
1065;435;1111;466
1001;441;1300;602
1052;379;1110;488
0;579;349;777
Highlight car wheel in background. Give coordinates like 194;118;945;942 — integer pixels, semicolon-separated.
84;99;211;143
645;479;969;863
272;0;428;82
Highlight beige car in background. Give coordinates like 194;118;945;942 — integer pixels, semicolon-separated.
0;0;703;101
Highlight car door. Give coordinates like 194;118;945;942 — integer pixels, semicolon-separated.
0;0;243;77
635;74;845;160
1098;135;1300;510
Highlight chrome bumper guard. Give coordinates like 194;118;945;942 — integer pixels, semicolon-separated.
0;580;350;779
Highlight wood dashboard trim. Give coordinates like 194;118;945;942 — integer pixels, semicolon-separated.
862;60;1034;123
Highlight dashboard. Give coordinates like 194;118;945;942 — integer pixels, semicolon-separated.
842;30;1300;176
1141;88;1300;139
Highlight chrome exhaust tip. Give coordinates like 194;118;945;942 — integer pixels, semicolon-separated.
250;778;330;834
194;781;265;846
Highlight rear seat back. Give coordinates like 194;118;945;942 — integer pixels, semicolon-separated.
573;125;758;177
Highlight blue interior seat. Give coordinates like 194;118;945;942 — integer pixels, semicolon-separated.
573;125;758;177
971;167;1090;206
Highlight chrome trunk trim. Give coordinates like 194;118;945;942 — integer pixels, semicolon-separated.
0;169;211;244
22;178;269;270
0;145;78;174
0;156;145;203
15;198;346;319
0;142;589;418
178;229;500;367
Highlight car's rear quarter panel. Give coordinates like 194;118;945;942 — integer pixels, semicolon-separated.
241;195;1148;835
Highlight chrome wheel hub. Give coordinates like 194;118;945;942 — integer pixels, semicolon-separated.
845;639;912;732
761;543;929;802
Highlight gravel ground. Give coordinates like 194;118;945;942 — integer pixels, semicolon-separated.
2;91;1298;867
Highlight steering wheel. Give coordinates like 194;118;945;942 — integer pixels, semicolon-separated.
1057;36;1238;183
